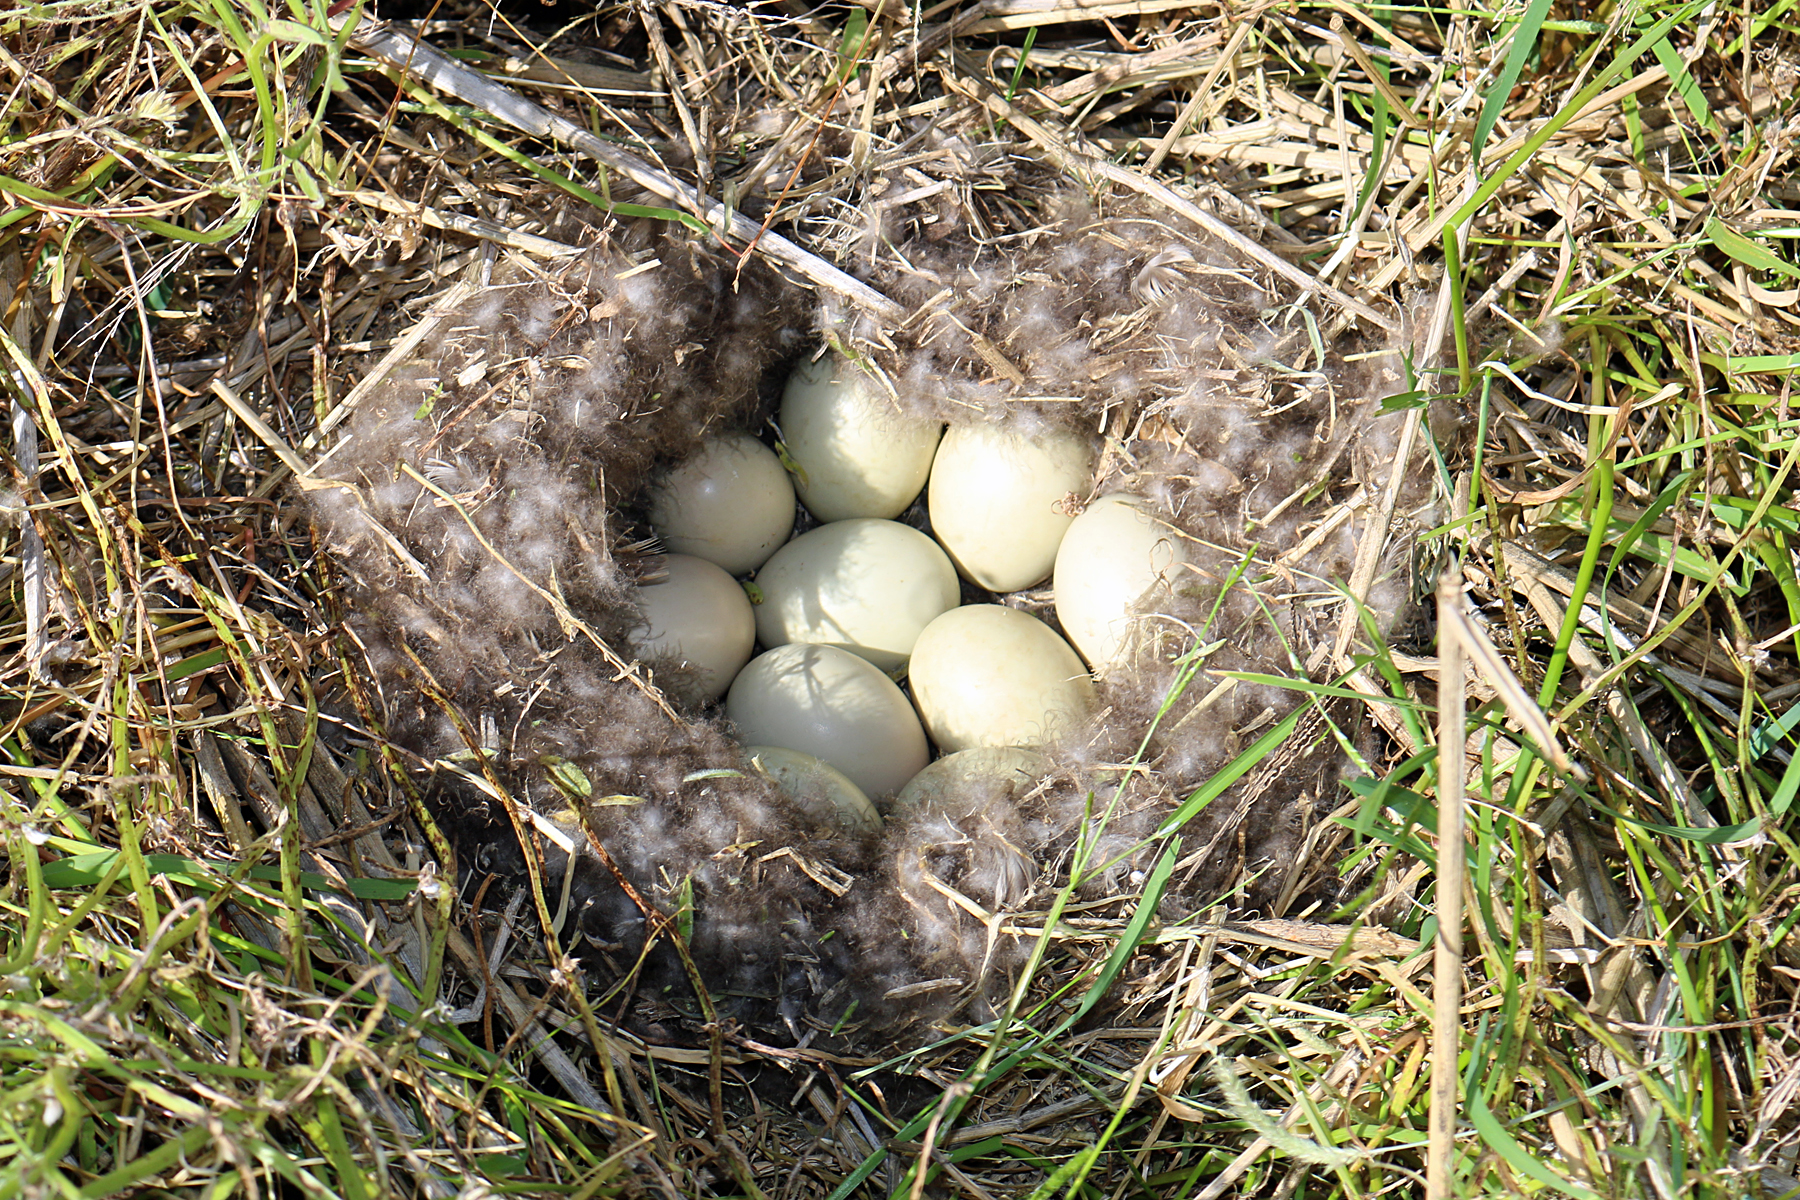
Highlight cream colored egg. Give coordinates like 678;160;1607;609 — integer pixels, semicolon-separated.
753;518;959;672
781;355;942;522
908;605;1095;753
927;424;1092;592
746;745;881;835
726;643;929;797
1053;493;1189;670
647;434;795;575
627;554;756;702
894;747;1051;811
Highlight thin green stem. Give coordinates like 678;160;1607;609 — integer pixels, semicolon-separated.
1444;227;1472;395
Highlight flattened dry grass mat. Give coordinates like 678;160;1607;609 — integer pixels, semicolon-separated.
2;0;1800;1196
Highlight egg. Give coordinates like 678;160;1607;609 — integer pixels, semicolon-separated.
752;518;959;672
894;747;1051;811
726;643;929;797
1053;493;1189;669
646;434;796;575
626;553;756;702
780;354;942;522
745;745;881;835
927;423;1093;592
907;605;1095;752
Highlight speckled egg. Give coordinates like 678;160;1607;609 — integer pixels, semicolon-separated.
894;747;1051;811
907;605;1095;752
927;423;1093;592
745;745;881;835
627;553;756;702
1053;493;1189;669
726;643;929;798
647;434;796;575
753;518;959;672
781;354;942;522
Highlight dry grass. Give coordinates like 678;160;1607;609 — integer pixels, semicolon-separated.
2;0;1799;1196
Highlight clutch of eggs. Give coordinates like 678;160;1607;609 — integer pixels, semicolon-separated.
634;351;1188;824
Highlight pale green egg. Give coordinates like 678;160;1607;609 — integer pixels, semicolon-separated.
745;745;882;835
927;423;1093;592
1053;493;1188;669
627;553;756;702
781;354;942;522
647;434;795;575
894;747;1051;811
753;518;959;672
726;643;929;798
908;605;1095;752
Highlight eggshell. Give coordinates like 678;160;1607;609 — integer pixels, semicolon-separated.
907;605;1095;752
781;355;942;521
647;434;796;575
894;747;1051;812
626;554;756;702
927;423;1093;592
726;643;929;798
745;745;881;835
1053;493;1189;669
753;519;959;672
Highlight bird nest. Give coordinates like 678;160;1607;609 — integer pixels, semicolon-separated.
305;143;1432;1049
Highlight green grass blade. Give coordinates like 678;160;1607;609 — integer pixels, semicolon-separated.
1470;0;1554;167
1467;1084;1603;1199
1071;840;1177;1023
1706;215;1800;282
1155;704;1311;837
1449;0;1710;230
1651;34;1719;136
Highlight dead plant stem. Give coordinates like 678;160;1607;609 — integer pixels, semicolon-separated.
1428;566;1468;1198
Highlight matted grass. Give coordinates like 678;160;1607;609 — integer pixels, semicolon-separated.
2;0;1799;1196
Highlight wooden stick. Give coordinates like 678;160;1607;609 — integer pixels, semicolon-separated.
331;14;907;326
1427;566;1468;1199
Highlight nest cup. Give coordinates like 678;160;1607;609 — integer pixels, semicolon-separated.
306;194;1430;1049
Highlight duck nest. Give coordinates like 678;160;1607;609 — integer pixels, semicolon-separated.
306;131;1435;1050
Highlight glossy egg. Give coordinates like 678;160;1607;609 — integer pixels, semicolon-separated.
781;354;942;521
745;745;881;835
908;605;1096;752
927;423;1093;592
753;518;959;672
1053;493;1189;669
626;554;756;702
726;643;929;798
894;747;1051;811
647;434;795;575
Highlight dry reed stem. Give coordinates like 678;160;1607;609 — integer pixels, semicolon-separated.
1428;566;1467;1199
